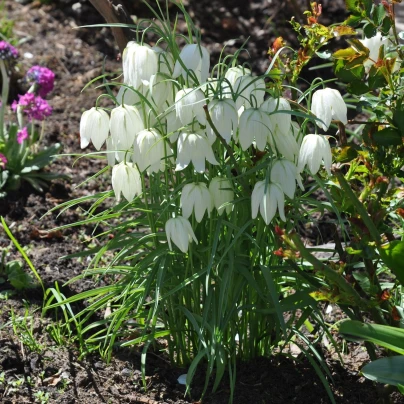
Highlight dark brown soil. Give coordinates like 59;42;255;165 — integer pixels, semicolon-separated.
0;1;403;403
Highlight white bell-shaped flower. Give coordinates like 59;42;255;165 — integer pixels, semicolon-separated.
234;76;265;110
181;182;213;222
359;32;389;71
149;73;174;108
176;130;218;173
111;161;142;202
251;180;286;225
173;44;210;84
133;128;172;174
222;66;252;97
262;97;292;137
123;42;159;88
207;99;238;144
238;108;272;151
270;159;303;199
268;126;299;162
80;107;109;150
175;88;207;126
165;216;198;253
225;66;252;88
209;177;234;215
311;88;347;131
297;134;332;176
110;105;145;150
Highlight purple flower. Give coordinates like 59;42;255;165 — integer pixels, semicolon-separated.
11;93;52;121
17;127;29;144
0;153;7;169
26;66;55;97
0;40;18;60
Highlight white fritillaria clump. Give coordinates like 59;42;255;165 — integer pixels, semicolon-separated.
79;26;346;252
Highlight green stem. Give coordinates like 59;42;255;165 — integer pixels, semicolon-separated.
0;60;9;141
334;171;381;244
289;233;368;309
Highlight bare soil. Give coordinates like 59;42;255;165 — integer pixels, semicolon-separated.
1;1;403;403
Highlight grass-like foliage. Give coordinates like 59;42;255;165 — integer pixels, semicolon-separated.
43;1;404;402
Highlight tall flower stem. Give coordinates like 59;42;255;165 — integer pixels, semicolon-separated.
0;60;10;141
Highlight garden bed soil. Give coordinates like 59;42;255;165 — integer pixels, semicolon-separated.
1;0;403;403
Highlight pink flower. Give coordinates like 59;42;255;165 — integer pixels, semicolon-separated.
0;40;18;60
0;153;7;169
17;127;29;144
11;93;52;121
26;66;55;97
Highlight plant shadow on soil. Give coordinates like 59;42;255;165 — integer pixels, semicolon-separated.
1;0;404;402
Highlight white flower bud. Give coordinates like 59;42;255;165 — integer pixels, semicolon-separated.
209;177;234;215
173;44;210;84
176;130;218;173
110;105;145;150
297;134;332;176
251;181;286;225
80;107;109;150
165;216;198;253
175;88;207;126
111;161;142;203
208;99;238;144
133;128;172;174
181;182;213;223
238;108;272;151
311;88;347;131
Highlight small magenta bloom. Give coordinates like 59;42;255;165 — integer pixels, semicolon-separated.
26;66;55;97
0;153;7;169
0;41;18;60
12;93;52;121
17;127;29;144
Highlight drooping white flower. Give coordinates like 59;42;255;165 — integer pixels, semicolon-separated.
209;177;234;215
251;180;286;225
359;32;389;71
238;108;272;151
268;126;299;162
207;99;238;144
111;161;142;202
176;130;219;173
165;216;198;253
173;44;210;84
270;159;303;199
149;73;174;108
261;97;292;137
110;105;145;150
133;128;172;174
297;134;332;176
222;66;252;97
225;66;252;88
80;107;109;150
234;76;265;110
123;42;159;88
311;88;347;131
175;88;207;126
116;86;142;106
181;182;213;222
